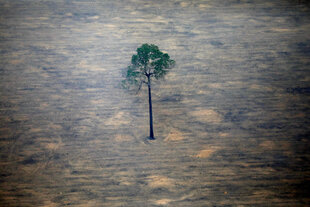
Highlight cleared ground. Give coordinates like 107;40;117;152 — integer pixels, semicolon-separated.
0;0;310;206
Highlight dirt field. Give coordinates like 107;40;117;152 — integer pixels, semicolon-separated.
0;0;310;206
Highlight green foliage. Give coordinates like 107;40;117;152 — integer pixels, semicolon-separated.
122;44;175;89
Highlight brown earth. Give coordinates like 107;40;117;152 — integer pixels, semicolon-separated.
0;0;310;206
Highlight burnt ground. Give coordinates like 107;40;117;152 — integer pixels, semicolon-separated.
0;0;310;206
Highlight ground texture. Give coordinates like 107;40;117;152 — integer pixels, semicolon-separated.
0;0;310;206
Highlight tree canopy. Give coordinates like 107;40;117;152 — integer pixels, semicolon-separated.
122;43;175;89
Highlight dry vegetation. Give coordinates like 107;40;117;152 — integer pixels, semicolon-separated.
0;0;310;206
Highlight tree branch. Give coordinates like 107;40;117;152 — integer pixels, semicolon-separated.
136;81;143;94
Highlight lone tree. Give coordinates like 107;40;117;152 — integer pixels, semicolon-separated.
122;44;175;140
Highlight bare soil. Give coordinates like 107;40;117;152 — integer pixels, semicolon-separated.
0;0;310;206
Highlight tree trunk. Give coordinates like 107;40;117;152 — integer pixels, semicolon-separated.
147;75;154;139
